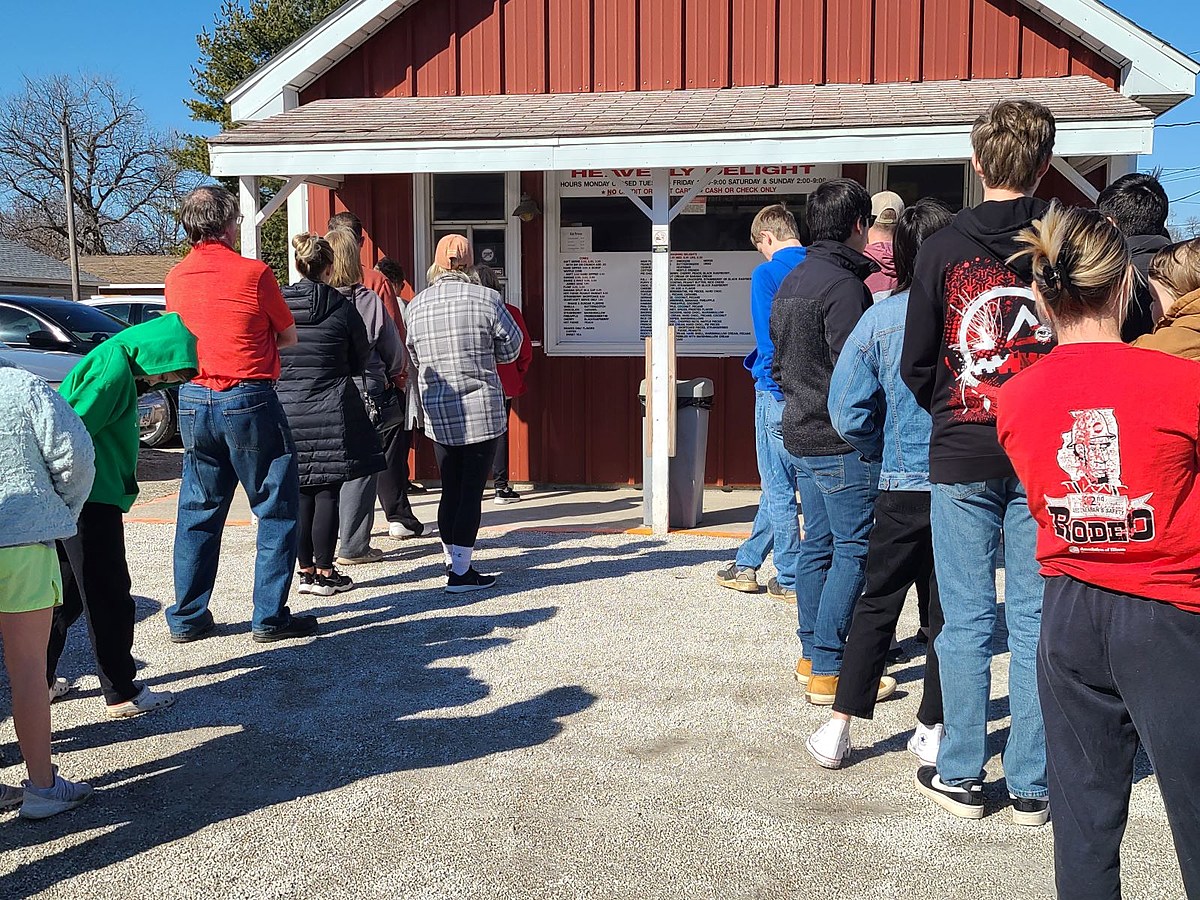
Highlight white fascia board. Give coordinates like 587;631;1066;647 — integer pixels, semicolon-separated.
209;119;1154;178
228;0;414;123
1019;0;1199;96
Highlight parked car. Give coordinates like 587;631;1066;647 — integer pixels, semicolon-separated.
84;295;167;326
0;306;172;447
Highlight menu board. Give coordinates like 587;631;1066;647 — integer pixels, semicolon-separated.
558;164;840;198
559;251;755;351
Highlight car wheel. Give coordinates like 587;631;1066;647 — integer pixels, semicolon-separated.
140;392;177;448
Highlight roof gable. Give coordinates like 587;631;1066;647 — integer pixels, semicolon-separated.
227;0;1197;122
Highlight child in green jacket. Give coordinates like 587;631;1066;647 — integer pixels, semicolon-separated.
51;312;197;718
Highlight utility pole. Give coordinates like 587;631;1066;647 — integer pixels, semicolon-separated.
60;111;80;302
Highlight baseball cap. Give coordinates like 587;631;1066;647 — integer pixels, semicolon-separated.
871;191;905;225
435;233;473;269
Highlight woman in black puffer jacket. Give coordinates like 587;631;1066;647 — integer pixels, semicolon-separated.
278;233;384;597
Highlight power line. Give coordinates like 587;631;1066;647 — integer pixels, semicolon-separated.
1158;121;1200;128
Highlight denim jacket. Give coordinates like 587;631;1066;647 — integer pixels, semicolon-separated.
828;290;931;491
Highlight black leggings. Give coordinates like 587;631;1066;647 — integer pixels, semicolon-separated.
299;483;343;569
433;439;498;547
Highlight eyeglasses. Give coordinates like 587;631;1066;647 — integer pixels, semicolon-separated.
235;214;245;226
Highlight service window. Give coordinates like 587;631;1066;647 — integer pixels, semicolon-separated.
431;174;509;285
886;164;969;212
549;166;837;356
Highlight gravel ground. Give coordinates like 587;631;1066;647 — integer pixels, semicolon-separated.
0;524;1185;900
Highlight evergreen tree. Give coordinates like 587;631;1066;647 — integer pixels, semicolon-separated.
178;0;347;279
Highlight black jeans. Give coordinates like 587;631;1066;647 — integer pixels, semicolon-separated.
833;491;943;725
1039;576;1200;900
491;400;512;491
375;416;422;531
299;483;342;569
434;438;498;547
48;503;139;706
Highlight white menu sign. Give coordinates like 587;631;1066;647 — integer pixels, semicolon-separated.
558;164;840;198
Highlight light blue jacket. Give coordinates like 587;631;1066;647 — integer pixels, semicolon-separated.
0;358;96;547
828;290;932;491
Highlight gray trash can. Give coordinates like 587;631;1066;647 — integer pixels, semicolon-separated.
639;377;715;529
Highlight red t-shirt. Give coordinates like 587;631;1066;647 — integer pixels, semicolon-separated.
362;267;402;328
997;342;1200;613
165;241;294;391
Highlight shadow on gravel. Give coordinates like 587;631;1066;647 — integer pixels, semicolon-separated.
4;604;595;896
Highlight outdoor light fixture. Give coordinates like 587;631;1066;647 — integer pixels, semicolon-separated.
511;193;542;222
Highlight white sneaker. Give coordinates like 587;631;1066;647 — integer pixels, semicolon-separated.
908;722;944;767
106;686;175;719
805;720;851;769
20;769;93;819
388;522;422;539
49;677;71;702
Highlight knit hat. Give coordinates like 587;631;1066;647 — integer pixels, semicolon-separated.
871;191;905;225
435;234;473;269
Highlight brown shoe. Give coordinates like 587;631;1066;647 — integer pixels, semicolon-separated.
794;657;812;686
807;674;897;706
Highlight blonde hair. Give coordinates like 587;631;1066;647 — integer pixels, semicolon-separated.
749;204;799;246
1148;238;1200;303
325;227;363;288
1012;201;1133;326
291;232;334;280
972;100;1056;193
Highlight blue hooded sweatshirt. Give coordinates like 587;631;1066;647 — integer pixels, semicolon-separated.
743;245;806;399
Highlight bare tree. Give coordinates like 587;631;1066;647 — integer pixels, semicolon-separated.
0;74;196;257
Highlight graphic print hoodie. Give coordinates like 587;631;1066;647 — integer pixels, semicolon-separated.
900;197;1055;484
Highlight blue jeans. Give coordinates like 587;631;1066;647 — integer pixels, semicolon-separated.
793;450;880;675
930;478;1047;799
735;392;800;589
167;382;300;636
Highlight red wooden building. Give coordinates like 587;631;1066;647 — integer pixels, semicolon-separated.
210;0;1196;527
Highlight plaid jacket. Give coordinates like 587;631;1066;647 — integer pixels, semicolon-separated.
406;274;524;446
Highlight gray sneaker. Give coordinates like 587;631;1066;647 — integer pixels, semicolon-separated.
20;769;93;820
716;562;761;593
767;577;797;603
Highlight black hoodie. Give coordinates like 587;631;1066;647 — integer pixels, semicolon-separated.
771;240;877;457
1123;233;1171;342
901;198;1055;484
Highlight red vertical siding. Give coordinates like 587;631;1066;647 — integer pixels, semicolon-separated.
875;0;921;82
298;0;1126;487
412;0;458;95
458;0;502;94
779;0;825;84
923;0;971;80
826;0;874;84
549;0;593;92
685;0;732;89
503;0;548;93
640;0;684;89
970;0;1021;79
594;0;639;91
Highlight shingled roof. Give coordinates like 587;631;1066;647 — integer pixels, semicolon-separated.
0;237;101;287
78;255;178;287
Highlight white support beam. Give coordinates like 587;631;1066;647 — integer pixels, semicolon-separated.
286;182;310;284
1108;155;1137;180
605;170;654;220
668;167;723;221
1051;156;1101;203
649;168;672;536
238;176;261;260
304;175;345;190
257;176;307;226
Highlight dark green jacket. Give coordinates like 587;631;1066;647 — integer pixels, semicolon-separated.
59;313;197;512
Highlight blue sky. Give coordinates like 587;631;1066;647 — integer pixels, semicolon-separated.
1;1;1197;219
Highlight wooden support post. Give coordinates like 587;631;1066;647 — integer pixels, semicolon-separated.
648;167;672;535
238;176;261;260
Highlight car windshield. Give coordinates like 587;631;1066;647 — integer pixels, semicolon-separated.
50;304;128;343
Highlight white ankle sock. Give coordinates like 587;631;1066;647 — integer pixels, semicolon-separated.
449;545;473;576
442;543;453;568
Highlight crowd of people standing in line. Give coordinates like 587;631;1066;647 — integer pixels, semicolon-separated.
718;99;1200;899
0;186;527;819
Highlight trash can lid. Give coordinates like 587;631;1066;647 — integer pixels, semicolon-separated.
637;377;715;399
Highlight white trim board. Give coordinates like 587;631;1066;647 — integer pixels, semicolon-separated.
210;119;1154;178
225;0;1197;124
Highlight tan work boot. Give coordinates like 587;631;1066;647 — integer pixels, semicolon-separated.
794;657;812;686
806;674;897;706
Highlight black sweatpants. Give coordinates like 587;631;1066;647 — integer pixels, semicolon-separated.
434;438;498;547
833;491;943;725
299;483;343;569
48;502;139;706
491;400;512;492
1039;576;1200;900
375;415;422;532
